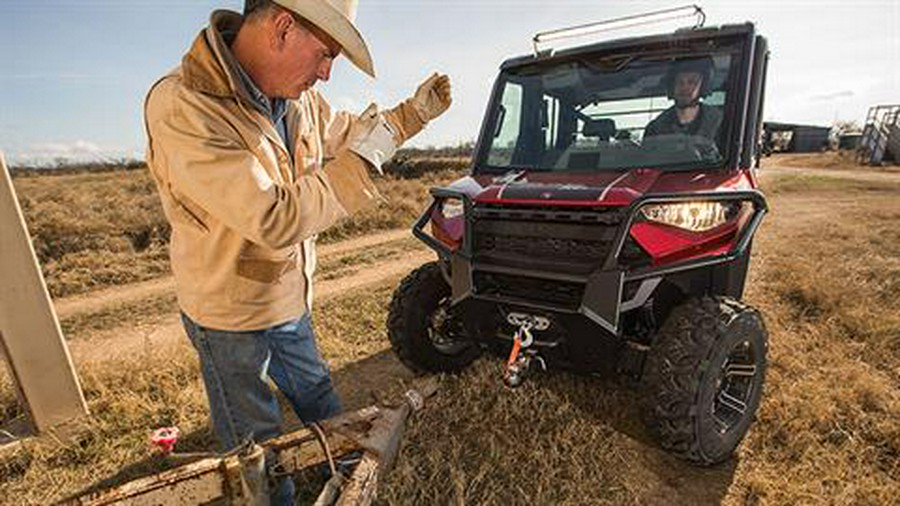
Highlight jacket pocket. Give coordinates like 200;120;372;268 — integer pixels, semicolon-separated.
230;244;299;305
173;200;210;233
236;256;297;283
168;189;210;233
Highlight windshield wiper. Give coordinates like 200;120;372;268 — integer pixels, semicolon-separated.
492;169;528;184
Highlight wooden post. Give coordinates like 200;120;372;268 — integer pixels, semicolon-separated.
0;151;88;434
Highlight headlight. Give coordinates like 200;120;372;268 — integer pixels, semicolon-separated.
640;201;735;232
441;198;465;219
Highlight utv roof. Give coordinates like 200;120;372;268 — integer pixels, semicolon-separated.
500;22;758;71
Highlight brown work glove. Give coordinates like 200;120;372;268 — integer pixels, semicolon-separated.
411;73;452;123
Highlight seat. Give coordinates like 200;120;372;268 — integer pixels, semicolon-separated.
581;118;617;141
553;119;619;170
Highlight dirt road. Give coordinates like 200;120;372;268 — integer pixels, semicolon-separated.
65;248;433;366
54;228;413;320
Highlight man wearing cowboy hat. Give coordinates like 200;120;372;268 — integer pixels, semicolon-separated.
143;0;450;490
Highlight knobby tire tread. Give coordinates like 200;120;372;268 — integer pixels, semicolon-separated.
641;296;766;465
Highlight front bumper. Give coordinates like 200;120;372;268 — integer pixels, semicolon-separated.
413;188;767;335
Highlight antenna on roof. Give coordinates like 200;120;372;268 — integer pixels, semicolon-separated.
532;5;707;56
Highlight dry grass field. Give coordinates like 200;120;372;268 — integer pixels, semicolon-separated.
11;158;468;298
0;153;897;505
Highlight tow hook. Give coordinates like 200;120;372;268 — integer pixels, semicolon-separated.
503;314;548;388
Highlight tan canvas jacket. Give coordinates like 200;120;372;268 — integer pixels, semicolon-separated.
144;10;425;330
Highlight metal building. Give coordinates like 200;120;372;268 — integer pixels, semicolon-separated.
763;122;831;153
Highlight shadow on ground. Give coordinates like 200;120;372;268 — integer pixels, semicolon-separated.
540;367;739;505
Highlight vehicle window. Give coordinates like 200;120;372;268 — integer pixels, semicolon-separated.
482;51;737;172
486;82;522;167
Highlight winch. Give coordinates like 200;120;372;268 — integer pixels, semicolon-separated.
503;313;548;388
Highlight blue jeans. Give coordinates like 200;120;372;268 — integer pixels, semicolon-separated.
181;313;342;503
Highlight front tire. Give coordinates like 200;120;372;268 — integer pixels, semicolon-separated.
641;296;768;465
387;262;480;373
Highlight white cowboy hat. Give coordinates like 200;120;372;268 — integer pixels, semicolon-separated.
272;0;375;78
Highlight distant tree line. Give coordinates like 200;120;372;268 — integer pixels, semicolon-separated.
9;158;147;178
394;141;475;160
9;143;476;177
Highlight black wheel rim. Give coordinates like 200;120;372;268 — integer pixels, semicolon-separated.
427;296;470;355
712;339;760;434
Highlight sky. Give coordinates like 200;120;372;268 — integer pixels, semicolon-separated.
1;0;898;165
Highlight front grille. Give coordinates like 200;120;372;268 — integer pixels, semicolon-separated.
471;206;622;275
474;203;623;225
473;271;584;310
470;204;624;307
477;234;609;262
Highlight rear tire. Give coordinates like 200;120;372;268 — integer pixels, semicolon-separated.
387;262;481;373
641;296;767;465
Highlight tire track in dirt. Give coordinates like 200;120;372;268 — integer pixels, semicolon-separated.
67;247;434;365
54;228;412;320
762;164;900;183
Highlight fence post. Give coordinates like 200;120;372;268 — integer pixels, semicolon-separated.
0;152;88;435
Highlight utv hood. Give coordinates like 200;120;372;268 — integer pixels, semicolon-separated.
460;168;752;207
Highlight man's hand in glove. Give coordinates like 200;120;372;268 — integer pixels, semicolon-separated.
412;73;452;123
347;103;398;175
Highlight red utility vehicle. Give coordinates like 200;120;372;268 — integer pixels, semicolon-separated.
388;8;770;465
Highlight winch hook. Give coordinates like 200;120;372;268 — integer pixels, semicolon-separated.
503;323;546;388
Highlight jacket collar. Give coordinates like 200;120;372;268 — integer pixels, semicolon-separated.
180;10;306;172
182;10;253;103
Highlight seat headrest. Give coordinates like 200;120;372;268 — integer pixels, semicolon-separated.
582;118;616;140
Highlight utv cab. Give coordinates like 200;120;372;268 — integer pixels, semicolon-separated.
388;7;770;465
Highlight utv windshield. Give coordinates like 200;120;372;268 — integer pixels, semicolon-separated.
478;46;744;172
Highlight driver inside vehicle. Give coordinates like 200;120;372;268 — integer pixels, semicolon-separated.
644;57;722;145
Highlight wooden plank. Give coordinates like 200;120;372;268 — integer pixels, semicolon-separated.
331;405;408;475
335;454;379;506
65;381;440;504
66;457;228;506
0;151;88;433
67;418;368;505
328;378;438;474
